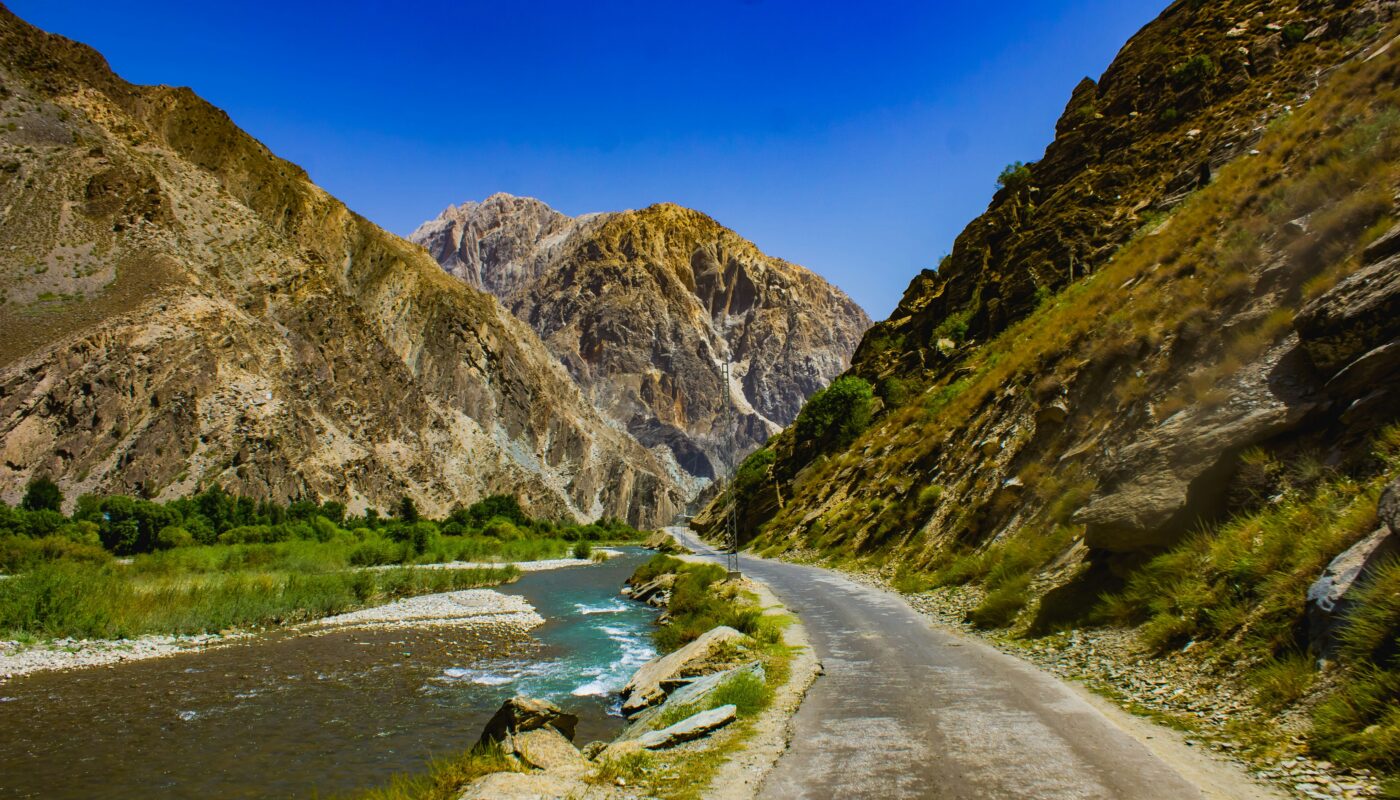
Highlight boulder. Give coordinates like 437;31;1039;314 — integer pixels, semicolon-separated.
621;626;749;715
457;770;585;800
636;704;738;750
1078;395;1314;552
629;574;675;604
1036;400;1070;426
477;696;579;748
1307;526;1400;657
618;662;765;740
511;727;590;775
1362;220;1400;265
1379;477;1400;535
1295;253;1400;375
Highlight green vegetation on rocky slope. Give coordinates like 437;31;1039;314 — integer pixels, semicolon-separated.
701;2;1400;789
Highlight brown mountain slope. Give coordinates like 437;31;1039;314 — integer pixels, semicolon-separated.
411;195;871;484
0;6;683;524
854;0;1393;388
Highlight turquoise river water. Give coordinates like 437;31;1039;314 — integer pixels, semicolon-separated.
0;547;657;799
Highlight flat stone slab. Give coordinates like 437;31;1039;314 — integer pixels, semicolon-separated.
621;625;748;714
637;704;738;750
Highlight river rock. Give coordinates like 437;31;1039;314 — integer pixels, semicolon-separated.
621;626;749;714
629;574;676;604
636;704;737;750
478;695;579;747
511;727;590;774
457;770;585;800
620;661;765;739
1307;526;1400;657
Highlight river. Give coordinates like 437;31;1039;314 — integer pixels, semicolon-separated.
0;547;657;799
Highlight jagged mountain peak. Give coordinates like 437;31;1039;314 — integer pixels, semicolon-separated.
411;195;870;484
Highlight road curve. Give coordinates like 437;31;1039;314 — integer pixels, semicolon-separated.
669;527;1234;800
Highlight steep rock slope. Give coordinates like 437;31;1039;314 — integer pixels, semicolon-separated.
0;7;683;525
412;196;870;484
706;0;1398;557
854;0;1394;386
698;3;1400;773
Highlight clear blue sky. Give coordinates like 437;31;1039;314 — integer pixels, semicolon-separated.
13;0;1165;319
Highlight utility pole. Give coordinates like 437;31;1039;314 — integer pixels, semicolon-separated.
722;362;741;579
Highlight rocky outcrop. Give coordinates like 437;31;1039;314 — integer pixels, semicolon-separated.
851;0;1399;386
1307;525;1400;658
636;704;737;750
477;695;580;747
411;197;870;485
0;8;683;525
620;625;749;714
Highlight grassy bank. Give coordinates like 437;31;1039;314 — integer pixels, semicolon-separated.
0;485;645;640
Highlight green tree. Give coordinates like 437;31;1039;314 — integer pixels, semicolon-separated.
20;476;63;513
790;376;875;466
397;495;420;524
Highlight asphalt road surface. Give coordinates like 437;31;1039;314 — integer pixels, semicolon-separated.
669;527;1246;800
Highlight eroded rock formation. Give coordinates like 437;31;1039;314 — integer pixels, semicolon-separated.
411;196;870;485
0;9;683;525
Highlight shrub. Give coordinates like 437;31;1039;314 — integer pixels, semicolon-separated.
790;377;874;463
1171;54;1218;85
571;541;592;560
20;476;63;513
996;161;1033;192
156;526;195;550
968;573;1031;628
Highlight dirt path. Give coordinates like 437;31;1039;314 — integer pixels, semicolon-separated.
670;527;1285;800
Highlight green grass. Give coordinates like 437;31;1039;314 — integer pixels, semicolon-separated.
344;742;521;800
631;555;780;652
1096;432;1395;655
0;559;517;639
1248;653;1317;712
1310;557;1400;771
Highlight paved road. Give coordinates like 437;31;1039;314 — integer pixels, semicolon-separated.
669;527;1222;800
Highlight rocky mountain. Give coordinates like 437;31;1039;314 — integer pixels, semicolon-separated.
699;0;1400;763
0;7;684;525
411;195;870;486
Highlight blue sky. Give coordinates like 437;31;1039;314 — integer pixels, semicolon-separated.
13;1;1165;318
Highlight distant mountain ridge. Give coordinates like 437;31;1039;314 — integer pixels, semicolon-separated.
0;7;683;525
411;194;871;486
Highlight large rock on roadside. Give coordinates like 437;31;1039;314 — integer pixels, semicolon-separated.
636;704;738;750
477;696;579;747
619;662;765;740
1307;526;1400;657
457;770;585;800
621;626;749;715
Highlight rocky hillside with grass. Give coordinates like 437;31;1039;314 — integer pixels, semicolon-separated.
411;195;870;486
702;0;1400;789
0;7;684;525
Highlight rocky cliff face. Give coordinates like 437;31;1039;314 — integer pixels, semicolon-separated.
411;196;870;485
702;0;1399;587
0;8;684;525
